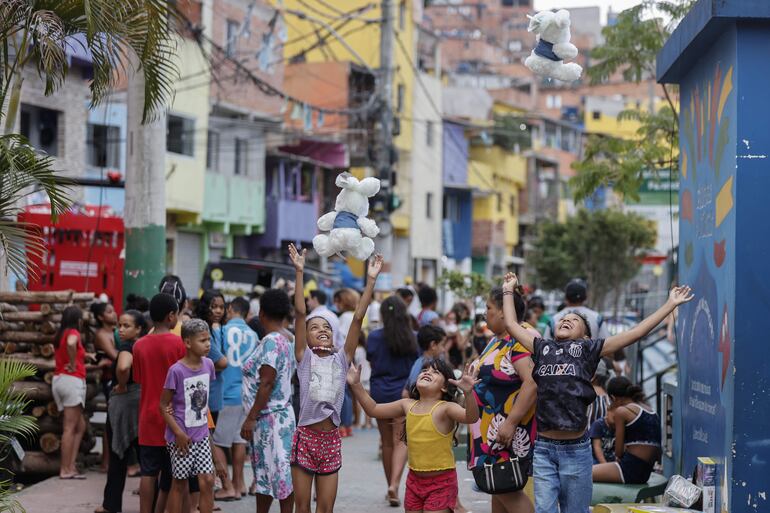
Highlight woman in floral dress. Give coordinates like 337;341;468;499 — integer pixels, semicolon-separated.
240;289;296;512
470;287;538;513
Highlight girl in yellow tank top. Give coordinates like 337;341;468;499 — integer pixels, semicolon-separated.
348;358;480;513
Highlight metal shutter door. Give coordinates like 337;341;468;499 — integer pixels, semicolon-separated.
176;231;202;294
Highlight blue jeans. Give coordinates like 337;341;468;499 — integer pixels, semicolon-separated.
341;385;353;427
533;436;593;513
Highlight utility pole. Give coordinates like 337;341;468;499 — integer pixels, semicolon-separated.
124;59;168;300
377;0;396;269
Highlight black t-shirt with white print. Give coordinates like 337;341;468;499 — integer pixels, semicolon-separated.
531;337;605;433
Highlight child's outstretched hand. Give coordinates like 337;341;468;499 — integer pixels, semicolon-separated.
346;363;361;386
288;243;306;272
668;285;694;306
448;362;481;394
367;254;384;279
502;272;518;294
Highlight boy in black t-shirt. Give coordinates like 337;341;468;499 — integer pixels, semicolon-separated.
500;273;693;513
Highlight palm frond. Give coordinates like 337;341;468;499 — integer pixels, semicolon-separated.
0;359;38;445
0;134;72;281
2;1;180;122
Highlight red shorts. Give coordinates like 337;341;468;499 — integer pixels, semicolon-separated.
290;426;342;475
405;469;458;512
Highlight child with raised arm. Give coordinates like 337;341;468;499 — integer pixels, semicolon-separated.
500;273;693;513
349;358;480;513
287;243;383;513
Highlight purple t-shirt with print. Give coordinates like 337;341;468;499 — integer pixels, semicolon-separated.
297;348;348;427
164;358;216;443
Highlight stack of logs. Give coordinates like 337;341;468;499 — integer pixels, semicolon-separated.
0;290;103;477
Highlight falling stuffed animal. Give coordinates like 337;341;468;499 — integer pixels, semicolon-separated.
313;172;380;260
524;9;583;83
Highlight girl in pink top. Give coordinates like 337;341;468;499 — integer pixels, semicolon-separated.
288;243;383;513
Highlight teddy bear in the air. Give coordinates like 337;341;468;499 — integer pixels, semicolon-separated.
313;172;380;260
524;9;583;83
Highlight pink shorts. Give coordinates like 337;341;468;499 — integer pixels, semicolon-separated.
290;426;342;475
405;469;458;512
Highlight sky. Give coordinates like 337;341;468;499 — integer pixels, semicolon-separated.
534;0;644;24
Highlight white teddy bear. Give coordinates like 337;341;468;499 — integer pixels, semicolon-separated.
313;172;381;260
524;9;583;83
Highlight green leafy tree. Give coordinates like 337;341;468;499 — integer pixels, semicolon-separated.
0;0;181;281
438;270;491;305
572;0;695;201
0;360;38;512
532;209;657;312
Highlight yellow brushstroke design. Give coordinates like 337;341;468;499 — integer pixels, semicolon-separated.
716;176;734;227
718;67;733;122
682;152;688;179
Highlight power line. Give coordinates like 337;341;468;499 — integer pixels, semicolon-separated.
393;30;497;191
176;9;379;116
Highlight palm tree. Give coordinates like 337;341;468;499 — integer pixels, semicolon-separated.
0;359;38;513
0;0;181;281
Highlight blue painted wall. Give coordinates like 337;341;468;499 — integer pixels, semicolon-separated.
676;25;735;513
443;122;468;187
731;22;770;512
442;188;472;261
676;19;770;512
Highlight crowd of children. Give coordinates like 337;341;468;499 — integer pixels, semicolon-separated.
62;245;692;513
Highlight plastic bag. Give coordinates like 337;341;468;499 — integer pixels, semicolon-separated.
664;474;702;508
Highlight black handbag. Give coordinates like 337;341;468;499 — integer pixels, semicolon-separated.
471;457;529;495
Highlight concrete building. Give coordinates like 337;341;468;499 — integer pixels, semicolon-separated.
17;59;91;203
201;0;285;269
281;0;419;287
410;71;443;284
442;121;473;276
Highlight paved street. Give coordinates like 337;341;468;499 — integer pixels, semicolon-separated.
16;428;491;513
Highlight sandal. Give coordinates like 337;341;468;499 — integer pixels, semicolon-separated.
214;492;237;502
387;490;400;507
59;474;87;480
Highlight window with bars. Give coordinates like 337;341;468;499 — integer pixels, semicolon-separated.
235;138;248;175
206;130;220;171
87;123;120;168
167;114;194;156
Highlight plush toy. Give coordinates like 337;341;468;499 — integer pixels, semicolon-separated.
313;172;380;260
524;9;583;83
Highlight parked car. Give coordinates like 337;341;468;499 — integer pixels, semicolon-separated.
200;258;341;304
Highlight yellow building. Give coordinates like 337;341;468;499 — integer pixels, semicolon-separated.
165;35;211;288
279;0;415;154
280;0;418;285
468;144;526;274
584;95;667;139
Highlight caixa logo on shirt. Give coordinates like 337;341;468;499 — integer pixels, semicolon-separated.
536;363;577;376
568;343;582;358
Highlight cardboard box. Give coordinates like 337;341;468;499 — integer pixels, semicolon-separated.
696;457;717;513
627;507;700;513
593;505;639;513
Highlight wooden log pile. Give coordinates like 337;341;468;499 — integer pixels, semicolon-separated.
0;290;102;477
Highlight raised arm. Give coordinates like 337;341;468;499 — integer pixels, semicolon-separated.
288;243;308;362
602;286;693;357
347;362;408;419
445;363;481;424
501;273;536;353
343;255;383;362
